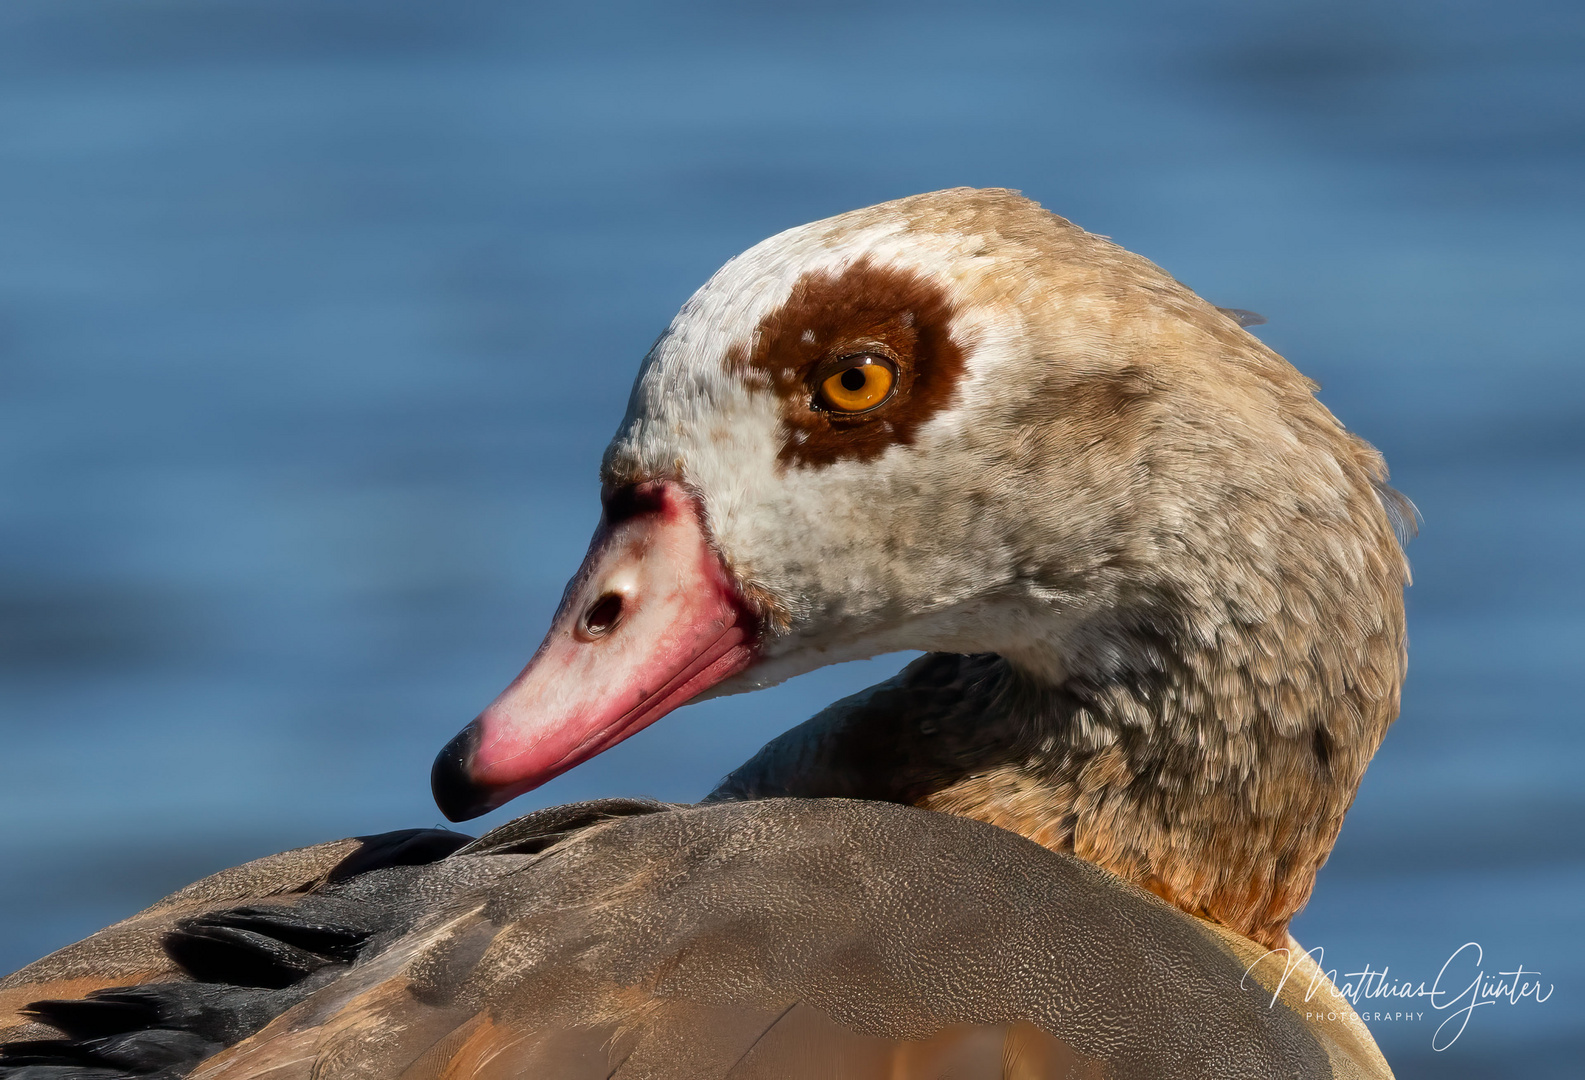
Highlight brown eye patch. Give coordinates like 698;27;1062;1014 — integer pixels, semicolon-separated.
729;257;967;469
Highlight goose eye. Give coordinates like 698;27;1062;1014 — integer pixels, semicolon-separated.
816;356;896;413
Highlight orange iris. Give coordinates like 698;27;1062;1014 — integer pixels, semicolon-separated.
817;357;896;413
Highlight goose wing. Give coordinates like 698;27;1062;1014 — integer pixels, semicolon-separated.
3;799;1358;1080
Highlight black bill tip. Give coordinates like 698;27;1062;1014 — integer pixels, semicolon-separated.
431;718;493;822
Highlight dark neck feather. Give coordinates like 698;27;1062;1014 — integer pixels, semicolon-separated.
712;621;1402;950
709;654;1038;806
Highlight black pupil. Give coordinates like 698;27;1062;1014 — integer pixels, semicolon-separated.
840;367;867;392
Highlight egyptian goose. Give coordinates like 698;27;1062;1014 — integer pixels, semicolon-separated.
0;189;1410;1079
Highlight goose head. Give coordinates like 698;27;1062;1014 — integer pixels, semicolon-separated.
432;188;1410;948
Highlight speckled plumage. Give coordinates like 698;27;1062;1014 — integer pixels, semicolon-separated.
631;187;1411;947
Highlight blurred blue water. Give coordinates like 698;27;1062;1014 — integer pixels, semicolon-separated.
1;1;1580;1074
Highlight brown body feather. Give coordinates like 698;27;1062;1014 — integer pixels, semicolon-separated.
4;801;1384;1078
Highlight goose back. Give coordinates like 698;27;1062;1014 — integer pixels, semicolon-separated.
2;799;1387;1079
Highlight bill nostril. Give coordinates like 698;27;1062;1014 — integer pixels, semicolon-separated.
579;593;625;639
